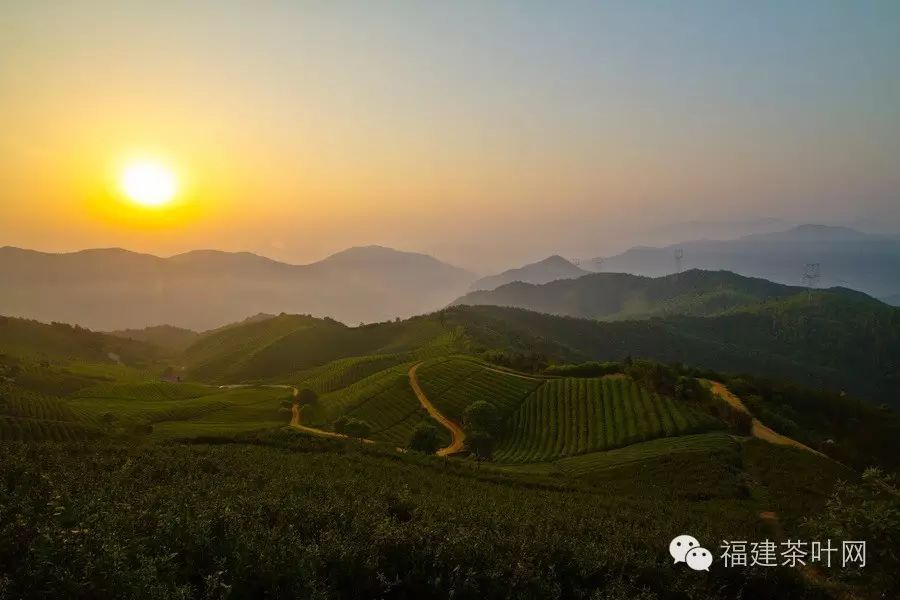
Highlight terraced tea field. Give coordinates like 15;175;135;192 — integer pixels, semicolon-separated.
415;358;543;424
294;353;411;394
491;431;737;478
70;384;288;434
312;364;428;444
0;385;103;441
495;377;720;462
74;381;218;402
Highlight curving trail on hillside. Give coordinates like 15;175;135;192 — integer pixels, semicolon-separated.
705;380;825;456
408;362;465;456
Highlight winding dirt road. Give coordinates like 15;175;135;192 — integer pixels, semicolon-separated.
408;363;465;456
705;380;824;456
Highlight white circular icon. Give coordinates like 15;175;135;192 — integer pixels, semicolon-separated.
685;547;713;571
669;534;700;563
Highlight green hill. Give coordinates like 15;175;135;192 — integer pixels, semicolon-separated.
0;315;160;366
452;268;852;320
444;291;900;406
183;313;457;383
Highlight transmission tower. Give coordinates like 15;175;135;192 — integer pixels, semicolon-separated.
674;248;684;274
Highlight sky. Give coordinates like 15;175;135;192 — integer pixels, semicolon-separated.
2;1;899;272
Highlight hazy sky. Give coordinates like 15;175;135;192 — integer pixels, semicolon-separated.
2;1;899;271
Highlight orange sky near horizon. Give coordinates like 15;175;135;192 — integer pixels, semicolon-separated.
2;2;899;271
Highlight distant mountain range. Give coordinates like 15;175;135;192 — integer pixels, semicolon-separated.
468;255;588;292
4;223;898;331
593;224;900;299
0;245;473;331
644;217;794;246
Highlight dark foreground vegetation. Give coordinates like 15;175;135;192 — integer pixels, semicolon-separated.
1;428;891;600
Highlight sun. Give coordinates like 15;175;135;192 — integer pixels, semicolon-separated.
120;160;177;207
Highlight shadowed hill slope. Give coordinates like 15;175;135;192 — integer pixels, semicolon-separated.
181;313;457;383
443;294;900;406
0;315;159;366
453;269;828;320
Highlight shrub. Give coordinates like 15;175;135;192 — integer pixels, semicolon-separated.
463;401;500;437
344;418;372;440
407;422;441;454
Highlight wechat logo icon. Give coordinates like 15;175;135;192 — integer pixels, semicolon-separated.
669;534;713;571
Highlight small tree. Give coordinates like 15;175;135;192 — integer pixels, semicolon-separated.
333;415;351;435
300;403;321;426
296;388;318;406
467;430;495;462
407;422;441;454
805;468;900;592
344;418;372;441
463;401;500;437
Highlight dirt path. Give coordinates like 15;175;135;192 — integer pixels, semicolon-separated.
408;363;465;456
290;404;378;444
290;404;341;439
705;380;824;456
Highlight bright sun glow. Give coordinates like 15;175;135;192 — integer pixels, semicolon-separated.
120;161;177;207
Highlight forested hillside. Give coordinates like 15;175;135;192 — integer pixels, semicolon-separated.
445;295;900;407
453;268;847;320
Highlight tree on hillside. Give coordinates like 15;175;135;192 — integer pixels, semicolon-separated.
467;430;495;462
344;418;372;441
299;404;321;426
805;467;900;593
463;401;500;437
333;415;351;435
296;388;318;406
407;422;442;454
